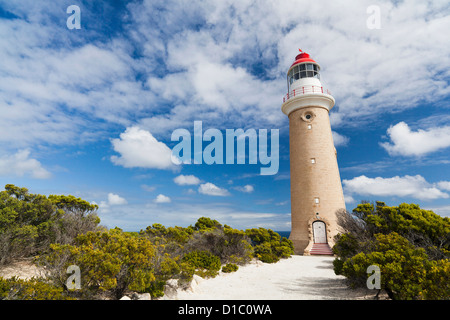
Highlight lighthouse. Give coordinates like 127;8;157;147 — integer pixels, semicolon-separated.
281;50;345;255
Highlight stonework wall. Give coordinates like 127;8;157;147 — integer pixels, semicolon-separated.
287;106;346;255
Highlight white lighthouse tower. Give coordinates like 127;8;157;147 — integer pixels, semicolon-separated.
281;50;345;255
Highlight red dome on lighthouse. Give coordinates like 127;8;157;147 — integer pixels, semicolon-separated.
291;50;317;67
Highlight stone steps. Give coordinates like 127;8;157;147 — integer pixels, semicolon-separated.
309;243;333;255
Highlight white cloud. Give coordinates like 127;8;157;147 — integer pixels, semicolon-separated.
343;175;449;201
174;174;201;185
198;182;230;196
107;193;128;205
132;0;450;136
2;0;450;149
154;194;171;203
96;200;291;231
98;192;128;211
110;126;175;170
380;122;450;156
332;131;349;147
423;205;450;218
141;184;156;192
235;185;254;193
0;149;51;179
0;18;154;149
344;194;356;204
437;181;450;192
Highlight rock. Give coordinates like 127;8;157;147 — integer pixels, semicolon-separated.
134;292;151;300
193;274;204;284
188;274;204;293
164;279;179;300
120;296;131;300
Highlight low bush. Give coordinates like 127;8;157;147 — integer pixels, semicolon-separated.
184;223;253;265
0;184;100;265
221;263;239;273
333;202;450;300
182;250;221;278
39;228;156;299
0;276;74;300
245;228;294;263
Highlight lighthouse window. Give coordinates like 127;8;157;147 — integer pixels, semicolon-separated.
311;158;316;164
305;114;312;119
288;63;321;86
314;197;320;204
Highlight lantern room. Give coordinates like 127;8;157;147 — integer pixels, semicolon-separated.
287;50;321;92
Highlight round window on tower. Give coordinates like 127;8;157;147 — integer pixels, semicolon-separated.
301;111;315;122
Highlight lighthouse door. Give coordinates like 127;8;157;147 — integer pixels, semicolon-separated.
313;221;327;243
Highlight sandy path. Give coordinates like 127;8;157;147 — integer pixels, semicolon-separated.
176;256;376;300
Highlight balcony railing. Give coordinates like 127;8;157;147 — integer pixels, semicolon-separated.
283;85;332;103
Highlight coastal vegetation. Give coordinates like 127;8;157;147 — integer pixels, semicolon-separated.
1;184;448;300
0;184;293;300
333;201;449;300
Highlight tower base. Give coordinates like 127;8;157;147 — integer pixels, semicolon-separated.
289;238;310;255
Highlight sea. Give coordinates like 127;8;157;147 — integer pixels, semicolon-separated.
275;231;291;239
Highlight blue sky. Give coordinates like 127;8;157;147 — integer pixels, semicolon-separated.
0;0;449;231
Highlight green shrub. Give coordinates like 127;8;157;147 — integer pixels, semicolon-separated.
221;263;239;273
184;225;253;264
0;277;74;300
245;228;294;263
334;202;450;300
0;184;100;265
182;250;221;278
194;217;222;231
40;228;156;299
338;232;450;299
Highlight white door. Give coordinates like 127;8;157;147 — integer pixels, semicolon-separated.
313;221;327;243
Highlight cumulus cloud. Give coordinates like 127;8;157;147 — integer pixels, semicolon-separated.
0;149;51;179
174;174;201;185
437;181;450;192
0;19;153;149
423;205;450;218
98;192;128;211
234;185;255;193
1;0;450;149
132;0;450;135
332;131;349;147
198;182;230;196
344;194;356;204
110;126;175;170
343;175;449;201
107;193;128;205
154;194;171;203
380;122;450;157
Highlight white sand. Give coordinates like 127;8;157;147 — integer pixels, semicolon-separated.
176;256;377;300
1;256;380;300
0;259;44;280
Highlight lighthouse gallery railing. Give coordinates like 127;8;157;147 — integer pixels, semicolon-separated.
283;85;332;103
